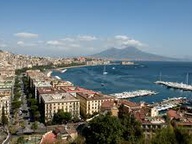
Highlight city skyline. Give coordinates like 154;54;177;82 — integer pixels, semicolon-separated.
0;0;192;58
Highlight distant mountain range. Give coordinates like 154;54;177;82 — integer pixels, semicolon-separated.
91;47;178;61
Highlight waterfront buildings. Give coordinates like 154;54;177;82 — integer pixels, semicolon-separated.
0;74;14;122
76;92;114;116
41;93;80;122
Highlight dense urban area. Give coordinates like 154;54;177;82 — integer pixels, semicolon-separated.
1;50;192;144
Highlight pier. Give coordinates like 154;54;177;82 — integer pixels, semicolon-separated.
155;81;192;91
151;97;186;112
111;90;158;99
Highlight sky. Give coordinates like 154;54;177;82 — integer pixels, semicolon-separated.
0;0;192;58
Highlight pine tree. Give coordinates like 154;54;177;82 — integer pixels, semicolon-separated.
1;106;8;126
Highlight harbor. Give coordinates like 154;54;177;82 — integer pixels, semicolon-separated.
150;97;187;112
111;90;158;99
155;81;192;91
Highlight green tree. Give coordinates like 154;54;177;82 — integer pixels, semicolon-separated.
34;111;41;120
12;101;22;110
28;98;37;105
120;114;144;143
174;127;192;144
1;106;8;125
52;110;72;124
16;136;25;144
31;121;38;133
30;105;38;113
83;115;123;144
118;104;129;119
151;125;176;144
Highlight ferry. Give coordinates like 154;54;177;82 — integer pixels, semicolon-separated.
111;90;158;99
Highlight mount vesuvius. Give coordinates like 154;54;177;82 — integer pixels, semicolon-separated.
91;47;177;61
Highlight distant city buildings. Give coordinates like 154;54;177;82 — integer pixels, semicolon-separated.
1;49;192;133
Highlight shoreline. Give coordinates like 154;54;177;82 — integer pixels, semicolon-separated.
56;64;96;70
46;64;92;78
46;63;118;78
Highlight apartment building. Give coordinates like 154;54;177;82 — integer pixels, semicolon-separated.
60;86;95;97
76;92;114;116
41;93;80;122
0;88;12;121
37;87;65;103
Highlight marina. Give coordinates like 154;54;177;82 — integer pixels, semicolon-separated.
151;97;187;112
155;81;192;91
111;90;158;99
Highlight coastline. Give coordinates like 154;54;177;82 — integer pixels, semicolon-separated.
56;64;93;70
46;63;117;78
46;64;91;78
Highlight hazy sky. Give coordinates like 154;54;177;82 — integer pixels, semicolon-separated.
0;0;192;58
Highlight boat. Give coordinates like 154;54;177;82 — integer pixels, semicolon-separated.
101;83;105;86
111;90;158;99
155;73;192;91
55;76;61;80
112;67;115;70
61;69;67;73
103;65;108;75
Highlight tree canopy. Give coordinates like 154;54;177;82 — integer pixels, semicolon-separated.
1;106;8;125
52;110;72;124
84;115;123;144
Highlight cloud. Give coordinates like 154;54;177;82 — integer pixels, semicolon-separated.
46;40;64;46
17;41;24;45
69;44;80;48
115;35;129;40
14;32;39;38
61;38;75;42
114;35;145;48
17;41;36;47
0;44;7;48
77;35;97;41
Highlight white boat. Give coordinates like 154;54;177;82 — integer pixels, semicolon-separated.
55;76;61;80
112;67;115;70
103;65;108;75
61;69;67;73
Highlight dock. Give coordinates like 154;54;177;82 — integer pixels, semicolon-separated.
151;97;186;112
111;90;158;99
155;81;192;91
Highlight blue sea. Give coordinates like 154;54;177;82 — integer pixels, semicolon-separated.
52;61;192;103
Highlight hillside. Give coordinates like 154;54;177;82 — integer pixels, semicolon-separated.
91;47;178;61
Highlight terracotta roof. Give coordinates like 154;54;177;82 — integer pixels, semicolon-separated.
77;92;114;100
40;131;57;144
101;101;115;109
133;109;146;122
121;100;140;108
60;86;96;94
38;87;64;94
167;109;180;119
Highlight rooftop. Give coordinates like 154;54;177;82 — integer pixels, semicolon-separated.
77;92;113;100
38;87;64;94
41;93;79;103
